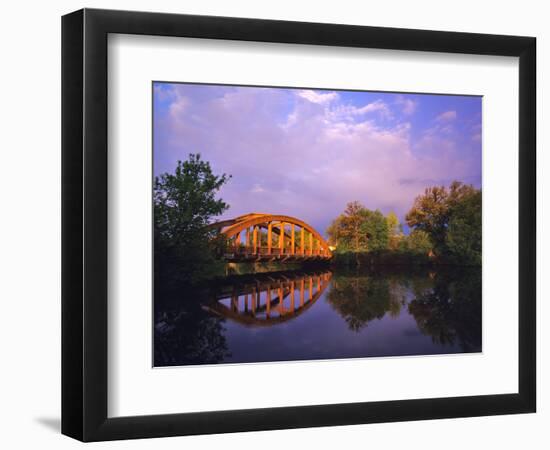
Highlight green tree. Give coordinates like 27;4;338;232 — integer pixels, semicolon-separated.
340;201;368;251
326;202;389;252
154;154;231;284
403;229;433;254
360;209;390;251
446;190;482;265
386;211;403;250
405;181;481;264
386;211;400;236
405;185;449;252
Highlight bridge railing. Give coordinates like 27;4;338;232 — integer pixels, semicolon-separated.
228;246;330;258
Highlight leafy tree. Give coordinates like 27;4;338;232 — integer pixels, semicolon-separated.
154;154;231;285
386;211;400;235
405;181;481;264
340;201;368;251
386;211;403;250
446;190;482;265
405;185;450;252
326;202;389;252
360;209;390;251
326;215;344;247
402;229;433;254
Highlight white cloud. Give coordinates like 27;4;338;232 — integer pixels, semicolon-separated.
329;100;392;121
395;96;417;115
352;100;389;115
297;89;339;104
436;110;457;122
155;86;479;233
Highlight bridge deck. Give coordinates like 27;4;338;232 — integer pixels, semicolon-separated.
223;246;331;262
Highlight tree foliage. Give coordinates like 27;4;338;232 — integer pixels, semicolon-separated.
386;211;403;250
154;154;231;285
401;229;433;254
327;201;389;252
386;211;400;236
405;181;481;265
446;190;482;265
328;181;481;266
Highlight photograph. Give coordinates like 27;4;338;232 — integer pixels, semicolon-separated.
0;1;541;446
153;82;483;367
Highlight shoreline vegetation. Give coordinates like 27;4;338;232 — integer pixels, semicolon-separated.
154;154;481;288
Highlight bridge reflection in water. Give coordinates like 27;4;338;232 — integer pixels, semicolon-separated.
154;267;482;367
204;271;332;326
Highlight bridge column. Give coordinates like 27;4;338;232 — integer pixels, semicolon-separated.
291;224;295;255
234;232;241;250
300;228;305;255
279;222;285;254
309;233;313;256
245;228;250;253
252;226;258;254
267;223;272;255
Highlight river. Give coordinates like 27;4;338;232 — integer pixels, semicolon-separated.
154;266;481;366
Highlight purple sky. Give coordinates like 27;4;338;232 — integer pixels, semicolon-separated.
153;82;481;236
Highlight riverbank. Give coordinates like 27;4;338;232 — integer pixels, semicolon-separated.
330;250;481;267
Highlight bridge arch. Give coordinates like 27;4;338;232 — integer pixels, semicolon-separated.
210;213;332;261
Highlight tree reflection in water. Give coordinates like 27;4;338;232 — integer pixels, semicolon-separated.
408;269;482;351
327;273;395;332
154;266;481;366
327;268;481;352
154;288;230;367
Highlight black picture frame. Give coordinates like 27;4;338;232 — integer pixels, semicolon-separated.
62;8;536;442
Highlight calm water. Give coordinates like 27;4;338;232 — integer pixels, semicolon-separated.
154;267;481;366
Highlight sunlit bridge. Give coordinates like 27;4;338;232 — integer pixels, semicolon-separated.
210;213;332;262
203;271;332;326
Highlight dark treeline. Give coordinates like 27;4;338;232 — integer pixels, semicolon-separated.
326;181;481;267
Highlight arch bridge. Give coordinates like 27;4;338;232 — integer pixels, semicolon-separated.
210;213;332;262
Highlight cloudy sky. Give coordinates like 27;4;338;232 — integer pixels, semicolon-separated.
153;82;481;236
